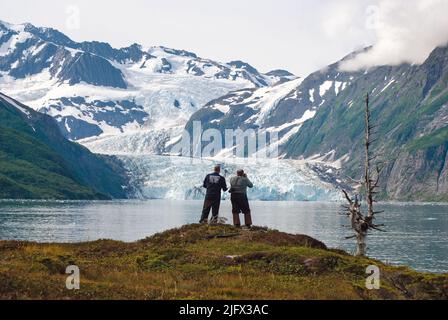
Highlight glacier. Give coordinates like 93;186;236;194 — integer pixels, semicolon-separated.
120;155;344;201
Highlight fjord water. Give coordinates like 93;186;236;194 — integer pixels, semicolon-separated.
0;200;446;273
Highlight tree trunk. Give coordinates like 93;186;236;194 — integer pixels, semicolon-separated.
356;232;367;256
365;94;374;218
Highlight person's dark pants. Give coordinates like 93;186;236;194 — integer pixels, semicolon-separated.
231;193;252;227
200;194;221;223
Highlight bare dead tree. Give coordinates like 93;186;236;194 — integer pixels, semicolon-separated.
342;93;384;257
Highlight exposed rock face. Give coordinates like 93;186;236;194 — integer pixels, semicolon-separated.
386;143;448;201
58;52;127;88
38;97;148;140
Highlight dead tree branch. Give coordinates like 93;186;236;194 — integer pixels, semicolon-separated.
341;93;385;257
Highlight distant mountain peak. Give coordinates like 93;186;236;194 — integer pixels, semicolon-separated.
265;69;295;77
158;46;198;58
227;60;259;72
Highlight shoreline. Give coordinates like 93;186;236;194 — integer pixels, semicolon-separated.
1;201;447;274
0;224;447;300
1;198;448;205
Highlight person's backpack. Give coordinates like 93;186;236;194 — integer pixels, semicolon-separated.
229;177;241;194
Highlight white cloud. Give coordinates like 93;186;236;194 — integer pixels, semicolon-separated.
339;0;448;71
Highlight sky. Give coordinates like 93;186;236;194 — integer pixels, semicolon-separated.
1;0;447;76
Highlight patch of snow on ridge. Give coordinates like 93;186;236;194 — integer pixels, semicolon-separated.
299;109;317;123
267;109;316;133
319;81;333;97
309;88;315;103
31;42;47;57
334;81;347;95
0;29;32;57
213;104;230;114
250;77;303;126
380;78;396;93
347;100;354;108
305;150;349;170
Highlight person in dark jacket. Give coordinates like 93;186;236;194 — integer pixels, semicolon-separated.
200;165;228;224
229;169;253;229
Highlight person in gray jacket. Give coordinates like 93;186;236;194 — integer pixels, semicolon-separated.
229;169;254;229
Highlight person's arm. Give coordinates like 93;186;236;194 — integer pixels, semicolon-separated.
203;175;209;189
245;177;254;188
221;177;228;192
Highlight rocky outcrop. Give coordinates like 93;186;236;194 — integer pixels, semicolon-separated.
386;143;448;201
58;52;127;88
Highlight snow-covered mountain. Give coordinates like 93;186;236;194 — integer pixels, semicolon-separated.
0;20;290;146
182;51;364;159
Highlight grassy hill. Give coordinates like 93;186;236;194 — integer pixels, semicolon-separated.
0;93;129;199
0;224;446;300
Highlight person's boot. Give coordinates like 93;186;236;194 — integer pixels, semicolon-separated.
210;216;219;225
232;213;241;227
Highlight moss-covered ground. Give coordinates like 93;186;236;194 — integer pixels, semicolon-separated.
0;224;446;300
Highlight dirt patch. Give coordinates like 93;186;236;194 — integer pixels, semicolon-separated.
240;229;327;249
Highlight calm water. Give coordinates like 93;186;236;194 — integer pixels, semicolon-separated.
0;200;447;273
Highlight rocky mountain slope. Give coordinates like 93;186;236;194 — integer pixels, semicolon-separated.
284;45;448;201
0;92;128;199
185;45;448;201
182;50;366;159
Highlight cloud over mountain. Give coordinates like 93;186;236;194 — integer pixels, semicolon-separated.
339;0;448;71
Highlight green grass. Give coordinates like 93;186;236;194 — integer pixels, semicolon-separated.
0;126;105;199
0;224;446;300
407;127;448;151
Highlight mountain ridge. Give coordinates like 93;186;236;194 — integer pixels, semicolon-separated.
1;20;295;148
